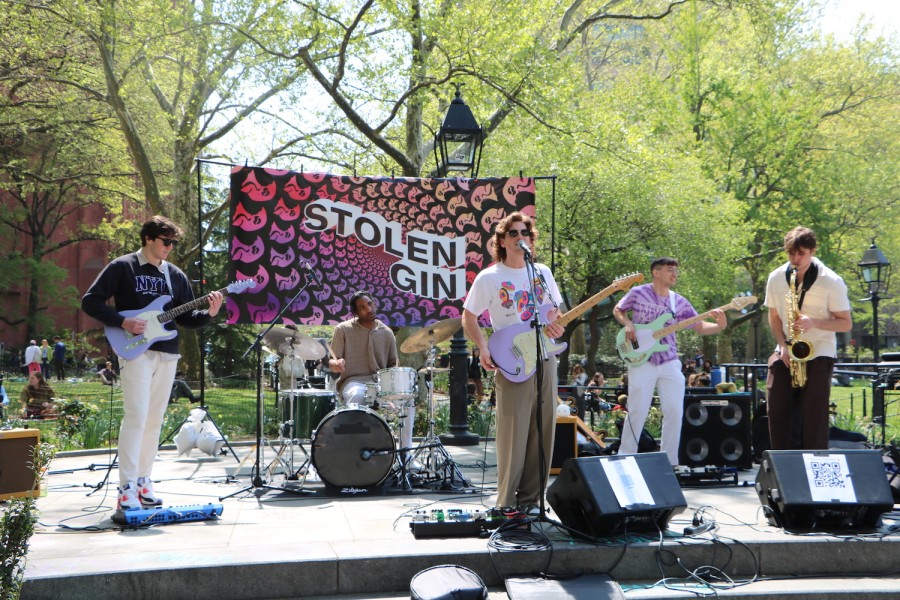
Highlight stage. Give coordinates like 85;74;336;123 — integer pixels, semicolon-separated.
18;438;900;599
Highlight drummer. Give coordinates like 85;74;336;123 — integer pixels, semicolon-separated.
328;290;419;468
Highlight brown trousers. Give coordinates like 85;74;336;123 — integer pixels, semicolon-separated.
495;356;557;509
766;353;834;450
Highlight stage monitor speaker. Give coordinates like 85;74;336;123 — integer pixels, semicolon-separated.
679;392;752;469
547;452;686;537
0;428;41;501
755;449;894;530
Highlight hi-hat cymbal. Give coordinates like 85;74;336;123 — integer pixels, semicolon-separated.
400;318;462;353
263;327;326;360
279;338;326;360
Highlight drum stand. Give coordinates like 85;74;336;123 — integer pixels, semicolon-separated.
410;344;470;491
270;350;311;484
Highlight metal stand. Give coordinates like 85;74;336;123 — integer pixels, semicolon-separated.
160;391;239;462
411;344;470;490
220;270;319;501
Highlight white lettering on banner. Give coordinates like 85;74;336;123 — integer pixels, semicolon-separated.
304;199;466;300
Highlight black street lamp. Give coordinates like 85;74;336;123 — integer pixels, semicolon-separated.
432;83;482;446
856;239;891;362
433;83;483;178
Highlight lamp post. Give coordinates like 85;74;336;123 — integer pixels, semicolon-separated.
856;239;892;362
433;83;483;178
433;83;483;446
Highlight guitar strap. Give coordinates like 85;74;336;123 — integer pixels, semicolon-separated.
162;261;174;297
668;293;677;319
784;262;819;309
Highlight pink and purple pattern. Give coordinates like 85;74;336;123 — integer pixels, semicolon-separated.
228;168;535;325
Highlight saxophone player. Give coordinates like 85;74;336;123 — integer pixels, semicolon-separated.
764;227;852;450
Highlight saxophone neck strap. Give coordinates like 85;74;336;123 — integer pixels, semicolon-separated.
785;262;819;310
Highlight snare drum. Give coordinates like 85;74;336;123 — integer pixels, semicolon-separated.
376;367;418;400
279;389;336;439
311;408;395;489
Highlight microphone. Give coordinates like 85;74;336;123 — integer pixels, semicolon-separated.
303;261;322;287
516;239;532;257
360;449;373;461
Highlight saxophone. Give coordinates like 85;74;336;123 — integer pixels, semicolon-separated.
785;268;814;388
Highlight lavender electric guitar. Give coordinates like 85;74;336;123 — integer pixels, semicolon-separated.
488;273;643;383
105;279;254;360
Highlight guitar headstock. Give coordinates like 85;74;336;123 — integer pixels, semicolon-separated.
727;293;757;313
227;279;256;295
612;272;644;291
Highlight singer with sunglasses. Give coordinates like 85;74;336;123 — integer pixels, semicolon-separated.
462;212;564;515
82;215;224;515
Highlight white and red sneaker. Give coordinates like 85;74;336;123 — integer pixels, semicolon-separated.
136;477;163;507
117;482;142;512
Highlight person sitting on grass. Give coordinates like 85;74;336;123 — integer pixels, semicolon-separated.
19;371;56;419
169;371;199;404
98;361;118;386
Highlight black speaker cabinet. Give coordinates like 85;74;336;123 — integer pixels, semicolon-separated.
679;393;752;468
547;452;686;537
755;449;894;530
0;428;41;500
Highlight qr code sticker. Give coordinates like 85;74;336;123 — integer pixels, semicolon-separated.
809;459;845;488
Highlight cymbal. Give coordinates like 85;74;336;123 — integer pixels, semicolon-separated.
400;318;462;353
264;327;326;360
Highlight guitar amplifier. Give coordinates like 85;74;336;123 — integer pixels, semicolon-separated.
0;428;41;500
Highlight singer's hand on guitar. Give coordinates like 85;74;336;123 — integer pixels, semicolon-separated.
544;309;564;339
479;348;497;372
122;317;147;335
207;291;224;317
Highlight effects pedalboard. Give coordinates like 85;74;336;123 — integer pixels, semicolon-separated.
113;503;224;527
410;507;529;539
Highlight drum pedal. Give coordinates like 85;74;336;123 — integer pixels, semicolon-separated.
409;508;524;539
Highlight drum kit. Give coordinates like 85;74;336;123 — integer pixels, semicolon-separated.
259;319;471;494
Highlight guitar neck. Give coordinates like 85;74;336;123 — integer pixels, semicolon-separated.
556;285;617;328
654;305;726;340
155;286;228;325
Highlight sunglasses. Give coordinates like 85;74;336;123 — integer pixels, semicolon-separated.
159;238;179;247
505;229;533;238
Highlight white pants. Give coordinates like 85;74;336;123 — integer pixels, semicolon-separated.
342;382;415;451
118;351;178;485
619;359;685;465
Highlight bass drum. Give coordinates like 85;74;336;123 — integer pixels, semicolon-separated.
311;408;395;489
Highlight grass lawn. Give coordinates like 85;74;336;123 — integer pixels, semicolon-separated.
3;370;896;450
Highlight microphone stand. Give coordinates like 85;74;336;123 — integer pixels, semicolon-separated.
522;246;553;521
220;270;317;500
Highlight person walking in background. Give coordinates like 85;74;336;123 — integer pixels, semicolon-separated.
24;340;42;375
613;257;725;466
764;226;851;450
40;338;51;378
82;215;223;515
53;336;67;381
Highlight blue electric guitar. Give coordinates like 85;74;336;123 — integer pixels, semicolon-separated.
106;279;254;360
615;294;756;367
488;273;644;383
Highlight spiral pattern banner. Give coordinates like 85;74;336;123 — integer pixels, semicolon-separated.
227;167;535;326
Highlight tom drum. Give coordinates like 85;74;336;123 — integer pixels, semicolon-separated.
376;367;418;400
279;389;336;439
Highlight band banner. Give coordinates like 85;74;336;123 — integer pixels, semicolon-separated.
227;167;535;326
